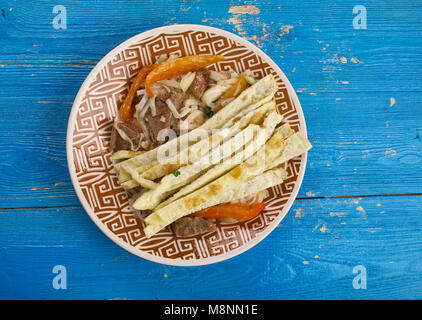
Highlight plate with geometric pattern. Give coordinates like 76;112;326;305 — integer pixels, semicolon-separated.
66;24;308;266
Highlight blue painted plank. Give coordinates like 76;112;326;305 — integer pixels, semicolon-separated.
0;0;422;98
0;195;421;299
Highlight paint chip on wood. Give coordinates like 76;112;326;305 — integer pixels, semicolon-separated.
279;25;294;37
306;191;319;197
385;148;397;157
228;5;260;14
329;212;345;217
350;57;363;63
390;97;396;107
319;224;329;233
294;208;304;218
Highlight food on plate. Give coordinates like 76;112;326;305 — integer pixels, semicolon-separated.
110;53;312;238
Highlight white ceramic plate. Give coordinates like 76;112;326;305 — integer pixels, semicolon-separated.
66;24;308;266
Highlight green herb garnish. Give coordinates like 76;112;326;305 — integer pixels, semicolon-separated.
204;106;214;118
172;170;181;177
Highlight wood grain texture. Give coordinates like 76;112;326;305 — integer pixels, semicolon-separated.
0;195;420;299
0;0;421;299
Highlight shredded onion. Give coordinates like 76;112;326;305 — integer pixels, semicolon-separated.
231;189;269;206
111;150;144;161
156;54;168;63
150;96;157;116
180;72;196;92
134;94;149;120
168;52;180;61
139;118;151;143
224;66;239;78
217;77;239;87
241;70;256;84
201;85;230;108
178;106;192;118
113;122;142;151
151;83;170;94
166;98;183;118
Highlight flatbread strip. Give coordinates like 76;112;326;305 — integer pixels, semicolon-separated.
111;150;144;161
143;124;303;236
138;122;239;182
113;74;277;177
215;166;288;205
155;111;288;210
132;110;283;210
139;97;278;182
143;128;312;237
119;98;278;189
132;124;260;210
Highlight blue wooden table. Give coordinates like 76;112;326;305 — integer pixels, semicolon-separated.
0;0;421;300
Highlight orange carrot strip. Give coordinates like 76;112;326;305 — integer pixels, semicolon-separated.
120;64;157;122
144;55;226;97
191;202;266;220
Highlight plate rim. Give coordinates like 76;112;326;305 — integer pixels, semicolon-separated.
66;24;308;266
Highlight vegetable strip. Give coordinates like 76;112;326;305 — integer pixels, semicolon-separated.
191;202;266;220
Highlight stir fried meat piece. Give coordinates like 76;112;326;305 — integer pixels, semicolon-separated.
110;121;143;152
190;68;209;99
134;209;152;220
126;186;144;199
144;89;183;146
127;187;152;220
172;216;216;237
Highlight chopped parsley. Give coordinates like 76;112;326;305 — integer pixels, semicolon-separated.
204;106;214;118
172;170;181;177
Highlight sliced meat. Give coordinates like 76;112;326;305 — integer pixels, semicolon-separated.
110;121;143;152
126;186;144;198
144;89;183;146
190;68;209;99
172;217;216;237
144;97;172;145
127;187;152;220
127;187;146;207
134;209;152;220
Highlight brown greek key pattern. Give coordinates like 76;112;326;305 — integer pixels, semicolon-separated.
70;29;305;262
